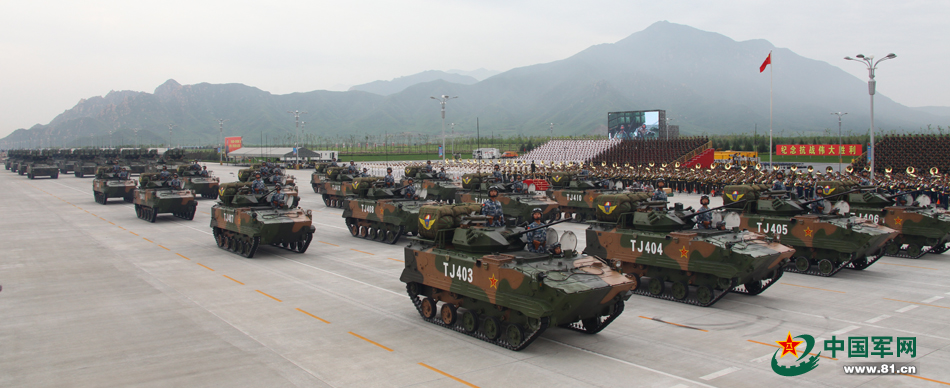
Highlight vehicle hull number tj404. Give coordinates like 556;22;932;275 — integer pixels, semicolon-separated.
443;262;473;283
756;222;788;235
630;239;664;254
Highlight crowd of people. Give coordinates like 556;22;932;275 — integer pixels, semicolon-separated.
591;137;709;167
862;134;950;175
517;139;619;164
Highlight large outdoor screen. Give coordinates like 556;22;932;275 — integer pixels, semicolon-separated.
608;110;665;140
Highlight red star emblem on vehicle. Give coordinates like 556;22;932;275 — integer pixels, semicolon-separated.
679;246;689;258
804;227;813;237
775;332;804;358
489;274;499;289
894;216;903;225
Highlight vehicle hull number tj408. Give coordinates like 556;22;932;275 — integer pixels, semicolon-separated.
630;239;664;255
756;222;788;235
443;262;473;283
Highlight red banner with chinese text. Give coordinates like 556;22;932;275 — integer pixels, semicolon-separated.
224;136;243;153
775;144;862;156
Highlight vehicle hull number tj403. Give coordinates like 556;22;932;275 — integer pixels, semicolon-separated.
443;262;473;283
756;222;788;235
630;239;664;255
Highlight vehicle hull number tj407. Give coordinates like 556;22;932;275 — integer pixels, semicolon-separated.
630;239;664;254
443;262;473;283
224;213;235;223
756;222;788;235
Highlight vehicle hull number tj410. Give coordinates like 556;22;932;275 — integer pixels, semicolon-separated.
443;262;473;283
756;222;788;235
630;239;664;254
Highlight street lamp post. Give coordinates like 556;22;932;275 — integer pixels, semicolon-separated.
430;95;457;163
831;112;847;172
845;53;896;182
217;119;228;165
287;110;307;166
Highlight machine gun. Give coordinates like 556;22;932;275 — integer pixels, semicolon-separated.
507;217;574;240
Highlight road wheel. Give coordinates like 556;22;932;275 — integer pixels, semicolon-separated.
421;298;437;319
907;244;923;258
648;277;665;295
795;256;810;272
671;281;689;300
505;323;524;347
482;317;501;340
885;243;902;256
745;280;763;295
818;259;834;275
696;286;714;305
460;310;479;333
440;304;458;326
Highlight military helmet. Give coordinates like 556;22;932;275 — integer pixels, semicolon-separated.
275;184;282;189
387;167;392;172
531;207;543;214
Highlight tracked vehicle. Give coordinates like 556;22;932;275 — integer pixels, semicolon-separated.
210;182;316;258
342;177;436;244
827;181;950;259
92;166;136;204
133;173;198;222
584;193;794;306
456;173;560;223
177;165;220;199
74;149;99;177
310;163;330;193
546;171;626;222
401;204;636;350
24;150;59;179
723;184;898;276
401;166;462;203
237;164;301;207
319;167;358;208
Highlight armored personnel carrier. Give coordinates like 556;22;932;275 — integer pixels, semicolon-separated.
177;165;220;199
237;163;300;207
74;149;99;177
546;171;627;222
52;149;74;174
401;204;636;350
723;184;898;276
92;166;136;204
584;193;794;306
401;165;462;203
5;149;25;172
343;177;437;244
210;182;316;258
319;166;358;208
133;173;198;222
827;180;950;259
455;173;560;223
310;162;330;193
24;150;59;179
120;148;149;174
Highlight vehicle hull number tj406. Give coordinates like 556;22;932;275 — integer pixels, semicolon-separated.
756;222;788;235
630;239;664;255
443;262;473;283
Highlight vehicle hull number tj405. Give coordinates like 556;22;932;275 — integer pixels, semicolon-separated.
630;239;664;255
443;262;473;283
756;222;788;235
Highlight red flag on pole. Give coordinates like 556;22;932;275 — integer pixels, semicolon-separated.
759;52;772;73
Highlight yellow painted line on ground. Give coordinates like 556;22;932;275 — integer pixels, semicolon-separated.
296;308;330;324
223;275;244;285
201;211;210;215
418;363;479;388
351;249;375;255
256;290;282;302
107;221;115;225
638;316;708;332
878;262;939;270
196;263;214;271
883;298;950;310
348;331;393;352
747;340;837;360
387;258;404;263
779;282;846;294
90;213;98;217
157;244;171;251
117;225;126;230
142;238;154;243
318;241;339;247
129;231;139;236
176;253;191;260
902;374;950;386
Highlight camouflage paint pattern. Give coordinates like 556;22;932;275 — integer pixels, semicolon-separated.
93;168;136;202
456;191;560;223
737;210;897;261
343;197;434;236
210;203;315;244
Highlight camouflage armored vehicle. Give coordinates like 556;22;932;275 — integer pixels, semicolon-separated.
546;171;627;222
24;150;59;179
401;204;636;350
133;173;198;222
14;150;32;175
5;149;25;172
92;166;136;204
828;180;950;259
177;165;220;199
120;148;149;174
343;177;437;244
210;182;316;258
74;149;99;177
237;164;300;207
455;173;560;223
310;162;330;193
723;184;898;276
400;165;462;203
584;193;795;306
52;149;73;174
319;166;358;208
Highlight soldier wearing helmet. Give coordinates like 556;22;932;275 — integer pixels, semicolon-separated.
525;208;546;253
200;166;210;177
652;178;668;201
810;186;826;214
512;173;524;193
159;165;171;180
696;195;713;229
772;171;787;191
437;167;447;180
346;160;358;175
360;168;370;178
481;185;505;227
424;160;434;173
271;184;286;208
384;167;395;187
402;177;416;199
492;164;503;182
251;173;266;195
169;173;182;190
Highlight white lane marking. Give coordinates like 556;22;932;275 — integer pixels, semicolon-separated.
922;296;944;304
700;367;741;381
540;338;717;388
313;221;348;230
49;180;92;195
276;255;404;297
750;352;774;363
896;305;919;313
830;325;861;335
864;315;891;324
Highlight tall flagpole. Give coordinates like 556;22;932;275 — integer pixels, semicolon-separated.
769;51;773;167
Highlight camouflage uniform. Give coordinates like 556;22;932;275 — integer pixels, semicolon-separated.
251;178;266;194
346;163;358;175
492;170;504;182
437;170;447;180
424;164;434;173
481;199;505;227
403;184;416;199
200;168;210;177
169;177;182;189
525;220;546;253
384;173;395;187
652;188;667;201
512;180;524;193
159;169;171;180
271;192;286;208
772;180;786;191
695;205;712;229
118;169;129;179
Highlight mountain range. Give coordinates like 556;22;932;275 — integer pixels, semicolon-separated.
3;21;948;148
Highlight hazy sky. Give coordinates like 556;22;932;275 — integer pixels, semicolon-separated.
1;0;946;138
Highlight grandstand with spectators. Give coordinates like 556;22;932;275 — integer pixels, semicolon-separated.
852;134;950;174
514;137;713;168
517;139;619;164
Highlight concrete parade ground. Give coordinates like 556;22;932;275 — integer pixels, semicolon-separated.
2;163;949;388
